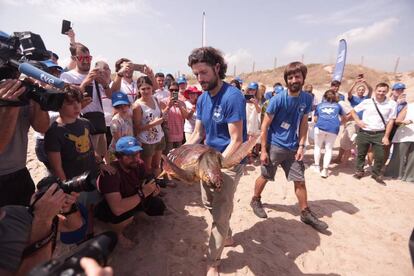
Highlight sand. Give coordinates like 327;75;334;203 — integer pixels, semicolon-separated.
26;129;414;276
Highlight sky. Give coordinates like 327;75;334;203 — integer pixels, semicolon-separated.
1;0;414;77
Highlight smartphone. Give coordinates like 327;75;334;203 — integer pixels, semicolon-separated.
172;91;179;101
133;63;145;72
85;85;93;98
61;20;72;34
244;94;254;100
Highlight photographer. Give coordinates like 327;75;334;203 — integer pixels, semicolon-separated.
0;183;83;276
0;78;50;207
95;136;165;248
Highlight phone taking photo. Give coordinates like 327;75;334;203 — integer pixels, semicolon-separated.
61;19;72;34
133;64;145;72
244;94;254;100
85;85;93;98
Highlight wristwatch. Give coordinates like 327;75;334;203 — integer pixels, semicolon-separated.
117;72;124;78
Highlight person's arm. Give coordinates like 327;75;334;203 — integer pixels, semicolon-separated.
47;151;67;181
313;115;318;123
350;109;367;129
382;119;395;146
347;81;357;100
177;101;189;118
16;184;66;276
104;192;141;216
396;106;411;125
0;80;26;153
365;81;373;98
58;192;83;232
221;120;244;160
295;114;308;161
29;100;50;133
185;119;205;144
259;113;273;165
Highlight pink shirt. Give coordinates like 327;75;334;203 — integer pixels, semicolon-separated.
167;105;184;142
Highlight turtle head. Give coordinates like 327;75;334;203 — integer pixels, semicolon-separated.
198;151;223;190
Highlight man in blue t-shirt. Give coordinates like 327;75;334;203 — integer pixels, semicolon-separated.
250;61;328;232
347;77;373;118
186;47;247;276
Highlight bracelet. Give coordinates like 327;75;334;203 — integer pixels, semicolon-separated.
137;188;145;200
299;144;305;148
117;72;124;78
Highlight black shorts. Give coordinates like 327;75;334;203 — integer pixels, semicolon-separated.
0;168;35;207
260;144;305;182
94;196;165;224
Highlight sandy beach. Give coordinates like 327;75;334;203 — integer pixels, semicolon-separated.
26;129;414;276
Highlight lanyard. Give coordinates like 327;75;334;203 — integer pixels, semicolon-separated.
283;90;300;123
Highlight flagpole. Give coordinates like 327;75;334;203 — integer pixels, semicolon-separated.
202;12;206;47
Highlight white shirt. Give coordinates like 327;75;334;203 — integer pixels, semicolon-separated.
154;88;170;105
119;79;138;103
60;70;104;113
393;103;414;143
354;98;397;131
184;100;196;133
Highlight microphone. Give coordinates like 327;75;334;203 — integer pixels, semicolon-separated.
19;62;65;89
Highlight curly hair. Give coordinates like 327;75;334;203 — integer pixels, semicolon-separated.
187;47;227;79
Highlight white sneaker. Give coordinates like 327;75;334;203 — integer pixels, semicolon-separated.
311;164;320;173
320;168;328;178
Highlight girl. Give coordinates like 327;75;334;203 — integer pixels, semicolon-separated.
313;90;345;178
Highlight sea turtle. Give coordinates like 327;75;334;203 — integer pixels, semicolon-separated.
161;135;259;190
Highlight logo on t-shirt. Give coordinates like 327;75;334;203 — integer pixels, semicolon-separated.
65;128;91;153
298;103;307;115
212;105;224;122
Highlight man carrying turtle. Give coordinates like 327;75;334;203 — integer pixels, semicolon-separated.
250;61;329;232
186;47;247;276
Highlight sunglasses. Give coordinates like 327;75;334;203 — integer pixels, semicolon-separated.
75;55;93;63
169;88;179;92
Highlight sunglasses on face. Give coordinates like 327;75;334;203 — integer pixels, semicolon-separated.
75;55;93;63
169;88;179;92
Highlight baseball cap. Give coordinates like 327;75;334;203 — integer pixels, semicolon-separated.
274;85;284;94
264;91;273;100
392;82;406;90
177;76;187;84
40;60;63;71
115;136;143;155
235;76;243;84
111;91;130;107
247;82;258;90
184;86;202;99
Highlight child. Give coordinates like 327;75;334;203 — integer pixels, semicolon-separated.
109;92;134;159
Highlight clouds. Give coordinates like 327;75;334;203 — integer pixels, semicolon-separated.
332;17;399;45
224;49;253;65
282;41;311;57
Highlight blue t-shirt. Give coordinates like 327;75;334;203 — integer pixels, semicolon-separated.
349;95;368;119
196;82;247;153
338;93;345;102
314;102;344;134
266;90;312;150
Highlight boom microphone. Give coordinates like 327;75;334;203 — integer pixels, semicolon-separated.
19;62;65;89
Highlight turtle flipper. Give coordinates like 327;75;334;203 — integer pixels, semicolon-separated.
222;134;260;168
161;155;196;184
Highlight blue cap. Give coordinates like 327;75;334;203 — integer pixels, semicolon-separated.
247;82;258;90
115;136;143;154
112;91;130;107
235;76;243;84
264;91;273;100
40;60;63;71
392;83;406;90
274;85;284;94
177;76;187;84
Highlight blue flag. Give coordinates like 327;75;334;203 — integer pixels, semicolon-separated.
332;39;347;82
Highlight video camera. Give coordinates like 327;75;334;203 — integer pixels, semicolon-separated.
0;31;67;111
29;231;118;276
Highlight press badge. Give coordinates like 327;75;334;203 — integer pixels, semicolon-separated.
281;122;290;129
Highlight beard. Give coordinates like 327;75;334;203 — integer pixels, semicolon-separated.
200;75;219;91
288;82;302;93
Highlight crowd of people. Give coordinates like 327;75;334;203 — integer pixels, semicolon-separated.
0;28;412;276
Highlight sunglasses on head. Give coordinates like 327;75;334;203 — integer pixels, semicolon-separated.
75;55;93;63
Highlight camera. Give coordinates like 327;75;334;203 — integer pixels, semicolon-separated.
36;172;96;195
29;231;118;276
0;31;66;111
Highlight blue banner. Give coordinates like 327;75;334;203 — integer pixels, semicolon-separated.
332;39;347;82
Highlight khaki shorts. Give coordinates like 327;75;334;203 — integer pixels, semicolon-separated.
141;136;166;158
339;121;357;151
91;134;107;157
